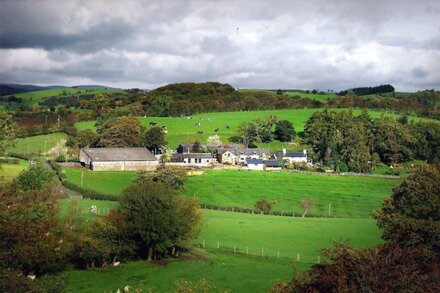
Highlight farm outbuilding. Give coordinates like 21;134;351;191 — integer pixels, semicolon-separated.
80;148;159;171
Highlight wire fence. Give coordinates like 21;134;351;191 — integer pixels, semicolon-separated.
197;239;324;264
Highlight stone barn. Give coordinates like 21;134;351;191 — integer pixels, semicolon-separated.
80;148;159;171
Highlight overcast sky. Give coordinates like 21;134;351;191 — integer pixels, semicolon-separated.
0;0;439;91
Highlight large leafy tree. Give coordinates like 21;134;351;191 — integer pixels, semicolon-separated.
374;164;440;256
0;108;16;158
411;121;440;164
118;182;201;260
133;165;187;190
304;109;371;172
0;185;69;277
372;116;415;164
274;120;296;142
142;126;167;154
98;116;142;147
15;164;58;191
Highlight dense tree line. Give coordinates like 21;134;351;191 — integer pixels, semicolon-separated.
339;84;395;96
304;109;440;172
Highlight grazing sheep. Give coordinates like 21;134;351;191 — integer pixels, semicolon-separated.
27;274;36;280
124;285;131;292
113;261;120;266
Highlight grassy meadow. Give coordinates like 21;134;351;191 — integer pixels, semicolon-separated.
185;171;400;218
0;158;28;183
63;167;136;195
62;167;400;218
65;207;382;292
75;108;401;150
1;87;123;108
7;132;68;156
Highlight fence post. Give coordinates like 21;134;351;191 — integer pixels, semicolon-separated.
297;253;300;261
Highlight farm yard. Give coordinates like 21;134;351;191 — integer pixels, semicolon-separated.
75;108;404;150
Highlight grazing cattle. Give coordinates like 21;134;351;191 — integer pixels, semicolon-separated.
214;128;219;132
149;122;157;126
197;131;204;134
224;125;230;129
195;122;201;126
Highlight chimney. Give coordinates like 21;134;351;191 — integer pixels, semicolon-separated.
303;149;307;155
282;148;286;155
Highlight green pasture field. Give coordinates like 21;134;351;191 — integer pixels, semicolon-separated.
66;249;298;293
1;87;123;108
65;207;382;292
283;90;335;101
7;132;68;156
0;158;28;182
63;167;136;196
239;89;336;101
75;108;400;150
184;170;401;218
60;198;118;220
62;167;400;218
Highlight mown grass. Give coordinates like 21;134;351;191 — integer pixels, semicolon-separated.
7;132;68;156
66;249;299;293
63;167;136;196
62;168;400;218
183;170;401;218
75;108;400;150
0;158;28;182
65;207;382;292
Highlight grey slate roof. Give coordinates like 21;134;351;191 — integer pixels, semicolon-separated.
264;159;282;167
284;152;306;158
182;153;213;159
81;148;157;162
247;158;264;165
218;147;270;156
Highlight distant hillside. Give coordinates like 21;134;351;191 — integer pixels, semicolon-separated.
0;83;64;95
72;85;121;90
0;83;121;96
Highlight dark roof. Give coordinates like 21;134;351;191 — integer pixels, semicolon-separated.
247;158;264;165
276;151;307;158
285;152;306;158
264;159;281;167
182;153;213;159
218;147;270;156
81;148;157;162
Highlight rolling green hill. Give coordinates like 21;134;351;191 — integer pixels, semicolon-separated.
75;108;403;150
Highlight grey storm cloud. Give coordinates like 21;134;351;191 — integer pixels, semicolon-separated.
0;0;439;91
